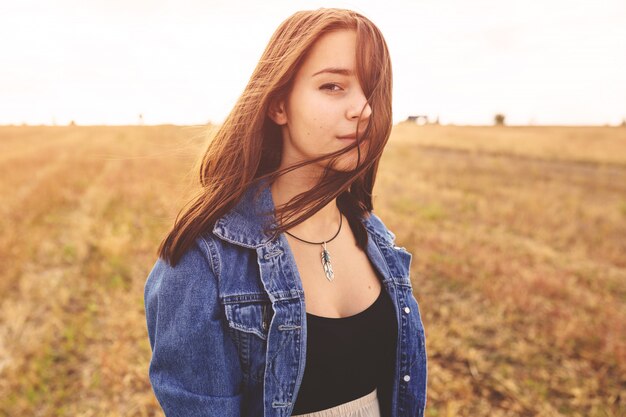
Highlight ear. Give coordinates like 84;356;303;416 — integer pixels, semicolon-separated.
267;98;288;125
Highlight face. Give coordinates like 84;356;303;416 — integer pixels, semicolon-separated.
268;29;372;172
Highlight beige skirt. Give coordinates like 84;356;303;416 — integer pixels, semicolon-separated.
291;388;381;417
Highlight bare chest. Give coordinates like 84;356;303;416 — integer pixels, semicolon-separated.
285;227;383;318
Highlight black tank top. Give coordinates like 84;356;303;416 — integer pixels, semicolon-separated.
291;280;398;415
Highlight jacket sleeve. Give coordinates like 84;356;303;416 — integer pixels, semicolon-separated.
144;237;243;416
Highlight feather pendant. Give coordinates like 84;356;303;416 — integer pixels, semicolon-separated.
320;242;334;281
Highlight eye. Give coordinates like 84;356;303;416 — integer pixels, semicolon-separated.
320;83;343;92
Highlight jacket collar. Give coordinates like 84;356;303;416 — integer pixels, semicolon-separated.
212;177;393;248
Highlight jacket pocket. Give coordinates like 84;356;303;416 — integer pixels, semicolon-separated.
222;294;273;383
224;299;272;340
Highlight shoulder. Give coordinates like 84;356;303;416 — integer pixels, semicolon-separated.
144;235;222;299
362;210;397;244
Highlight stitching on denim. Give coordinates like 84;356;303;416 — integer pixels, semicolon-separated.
213;219;269;249
277;324;301;331
199;235;221;282
226;319;268;341
264;250;283;259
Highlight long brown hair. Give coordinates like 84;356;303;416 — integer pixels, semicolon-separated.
158;7;393;266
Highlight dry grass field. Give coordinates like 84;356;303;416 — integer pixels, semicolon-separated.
0;123;624;416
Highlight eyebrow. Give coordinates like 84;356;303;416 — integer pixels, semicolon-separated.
312;67;353;77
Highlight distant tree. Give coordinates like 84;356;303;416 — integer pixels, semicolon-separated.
69;120;76;126
494;113;506;126
621;118;626;127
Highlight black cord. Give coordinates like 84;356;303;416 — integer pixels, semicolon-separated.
284;209;343;245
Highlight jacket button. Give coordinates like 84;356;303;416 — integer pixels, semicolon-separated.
403;375;411;382
404;307;410;314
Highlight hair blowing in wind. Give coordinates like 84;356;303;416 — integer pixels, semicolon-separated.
158;8;393;267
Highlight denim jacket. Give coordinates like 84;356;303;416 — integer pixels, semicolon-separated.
144;178;428;417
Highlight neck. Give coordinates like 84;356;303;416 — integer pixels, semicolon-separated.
270;170;342;242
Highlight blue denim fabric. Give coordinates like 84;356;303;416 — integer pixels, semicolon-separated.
144;178;428;417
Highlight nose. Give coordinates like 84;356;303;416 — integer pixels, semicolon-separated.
346;89;372;122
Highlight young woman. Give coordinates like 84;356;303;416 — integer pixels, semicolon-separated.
144;8;427;417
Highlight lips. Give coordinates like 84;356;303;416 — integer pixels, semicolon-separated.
337;130;366;140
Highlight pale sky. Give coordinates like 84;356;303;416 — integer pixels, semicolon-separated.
1;0;625;126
